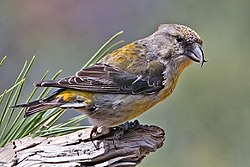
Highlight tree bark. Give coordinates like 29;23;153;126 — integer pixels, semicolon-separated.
0;124;165;167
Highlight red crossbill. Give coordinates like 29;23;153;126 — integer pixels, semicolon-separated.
15;24;205;127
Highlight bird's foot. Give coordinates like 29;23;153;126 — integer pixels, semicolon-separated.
90;120;140;149
112;120;140;148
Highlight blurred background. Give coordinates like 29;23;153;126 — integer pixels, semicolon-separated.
0;0;249;166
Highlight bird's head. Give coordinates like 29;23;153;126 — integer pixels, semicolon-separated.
147;24;205;68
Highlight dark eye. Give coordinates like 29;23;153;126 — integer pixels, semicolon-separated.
176;36;183;43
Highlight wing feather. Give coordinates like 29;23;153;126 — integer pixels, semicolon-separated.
35;64;164;94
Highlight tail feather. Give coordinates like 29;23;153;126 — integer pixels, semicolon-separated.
15;100;56;117
13;89;65;117
13;88;88;117
14;99;59;117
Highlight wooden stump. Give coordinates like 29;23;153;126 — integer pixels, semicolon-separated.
0;124;165;167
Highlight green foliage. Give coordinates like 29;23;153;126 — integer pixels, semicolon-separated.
0;31;123;147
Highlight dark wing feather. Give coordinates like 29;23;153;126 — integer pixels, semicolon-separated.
35;64;164;94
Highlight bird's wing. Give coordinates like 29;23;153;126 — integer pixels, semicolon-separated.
35;63;164;94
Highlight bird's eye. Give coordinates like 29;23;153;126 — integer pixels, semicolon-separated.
176;36;183;43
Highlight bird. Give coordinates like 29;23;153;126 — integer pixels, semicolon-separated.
15;24;205;129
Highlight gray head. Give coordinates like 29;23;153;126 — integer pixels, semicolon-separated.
144;24;205;67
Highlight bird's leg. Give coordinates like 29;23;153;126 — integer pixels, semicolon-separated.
90;125;98;149
112;120;140;148
90;126;110;149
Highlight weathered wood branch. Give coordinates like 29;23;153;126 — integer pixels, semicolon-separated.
0;124;165;167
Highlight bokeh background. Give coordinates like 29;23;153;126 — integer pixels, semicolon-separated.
0;0;249;166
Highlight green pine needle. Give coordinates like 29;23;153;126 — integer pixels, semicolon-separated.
0;56;7;68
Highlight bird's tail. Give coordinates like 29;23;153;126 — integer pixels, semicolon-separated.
13;89;64;117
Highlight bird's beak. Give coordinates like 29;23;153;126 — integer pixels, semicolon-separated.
186;43;206;67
